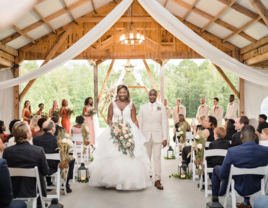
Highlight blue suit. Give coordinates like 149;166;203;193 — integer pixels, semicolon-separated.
212;142;268;197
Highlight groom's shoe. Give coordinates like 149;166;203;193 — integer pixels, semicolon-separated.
155;180;164;190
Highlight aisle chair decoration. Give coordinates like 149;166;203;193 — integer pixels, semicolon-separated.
81;124;90;154
177;125;185;144
56;130;74;179
164;146;176;159
76;163;89;183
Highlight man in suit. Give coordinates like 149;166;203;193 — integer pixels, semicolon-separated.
138;89;167;190
224;95;238;121
3;121;49;208
163;99;171;143
172;98;186;123
196;98;209;119
257;114;268;133
209;125;268;208
210;97;223;127
51;115;65;137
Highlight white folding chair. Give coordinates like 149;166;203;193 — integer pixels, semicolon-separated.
186;132;193;146
224;165;268;208
205;141;211;148
190;145;199;181
175;132;185;159
45;153;67;200
8;166;46;208
0;152;2;158
199;149;228;197
259;141;268;147
72;134;89;164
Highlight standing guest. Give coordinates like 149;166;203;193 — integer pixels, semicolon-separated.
249;118;260;139
60;99;71;134
224;119;237;141
163;99;171;142
209;126;268;208
224;95;238;121
51;115;65;137
3;121;49;208
0;120;9;143
257;114;268;133
29;115;41;136
33;118;47;138
7;119;20;142
36;103;44;115
49;100;59;119
82;97;95;147
196;98;209;119
172;98;186;124
210;97;223;127
0;158;27;208
22;100;31;125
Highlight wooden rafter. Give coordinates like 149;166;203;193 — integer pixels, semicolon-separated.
62;0;77;23
0;57;13;67
32;7;56;34
163;0;169;7
0;42;18;56
0;50;15;62
91;0;98;14
10;25;36;44
241;35;268;55
202;0;237;32
245;51;268;66
182;0;198;21
248;0;268;27
242;43;268;61
19;26;75;101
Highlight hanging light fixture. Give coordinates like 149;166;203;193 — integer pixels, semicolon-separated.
120;4;145;46
124;59;135;72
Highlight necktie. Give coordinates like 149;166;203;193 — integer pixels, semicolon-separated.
214;106;216;112
199;106;202;112
177;106;180;113
151;104;154;115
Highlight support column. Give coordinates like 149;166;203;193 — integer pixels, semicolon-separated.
94;62;99;111
160;60;165;103
239;78;245;116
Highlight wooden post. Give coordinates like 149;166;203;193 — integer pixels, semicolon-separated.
239;78;245;116
160;60;165;103
94;60;102;111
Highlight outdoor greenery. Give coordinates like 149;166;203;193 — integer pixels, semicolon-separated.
20;60;237;128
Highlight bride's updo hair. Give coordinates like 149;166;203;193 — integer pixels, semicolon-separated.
116;85;130;102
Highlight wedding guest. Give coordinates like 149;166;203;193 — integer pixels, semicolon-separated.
249;118;260;139
71;116;85;135
49;100;59;119
196;98;209;119
192;115;206;132
30;115;41;136
33;118;47;138
0;158;27;208
257;114;268;133
224;95;238;121
0;120;9;143
209;126;268;208
22;100;31;125
51;115;65;137
224;119;236;141
260;128;268;146
173;114;191;143
210;97;223;127
3;121;49;208
163;99;171;142
36;103;44;115
7;119;20;141
172;98;186;123
82;97;95;147
60;99;71;134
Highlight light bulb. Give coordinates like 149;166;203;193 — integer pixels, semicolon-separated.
130;33;134;39
131;40;134;45
137;33;140;39
141;35;144;40
120;36;123;41
124;39;128;44
122;34;126;40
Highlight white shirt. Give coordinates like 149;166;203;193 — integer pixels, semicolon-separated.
224;101;238;120
7;137;33;147
172;105;186;123
210;104;223;126
196;103;209;118
148;102;157;113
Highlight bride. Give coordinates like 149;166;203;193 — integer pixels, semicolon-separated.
88;85;152;190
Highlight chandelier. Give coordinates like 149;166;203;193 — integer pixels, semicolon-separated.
124;63;135;72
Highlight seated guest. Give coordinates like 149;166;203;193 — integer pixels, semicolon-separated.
3;121;49;208
261;128;268;141
209;126;268;208
33;120;74;193
173;114;191;142
232;116;259;147
33;118;47;138
36;103;44;115
0;159;27;208
51;115;65;137
0;120;9;143
7;119;20;142
71;116;85;135
257;114;268;134
30;115;41;136
254;195;268;208
192;115;205;131
224;119;237;140
249;118;260;139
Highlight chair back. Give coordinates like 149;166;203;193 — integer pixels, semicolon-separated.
231;165;268;176
205;141;211;148
72;134;83;142
204;149;228;158
259;141;268;147
45;153;60;161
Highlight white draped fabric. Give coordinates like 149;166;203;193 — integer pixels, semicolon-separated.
0;0;133;90
132;70;149;91
138;0;268;87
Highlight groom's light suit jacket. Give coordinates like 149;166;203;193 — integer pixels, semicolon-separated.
138;103;168;143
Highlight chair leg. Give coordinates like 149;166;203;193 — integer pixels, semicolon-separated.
199;175;203;191
205;173;208;197
192;163;195;181
231;181;236;208
73;164;76;182
32;198;37;208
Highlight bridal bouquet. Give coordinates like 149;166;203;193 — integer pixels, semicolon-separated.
88;108;97;116
109;119;135;159
51;109;60;116
66;107;74;114
28;113;37;120
41;112;49;119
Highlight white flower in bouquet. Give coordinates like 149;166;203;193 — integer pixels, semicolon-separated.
124;135;129;139
62;138;67;143
195;134;200;139
67;139;73;146
179;131;183;135
120;136;124;140
126;143;131;147
197;143;203;149
128;139;133;143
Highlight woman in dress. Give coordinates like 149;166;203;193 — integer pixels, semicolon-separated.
82;97;95;148
197;116;217;142
224;119;236;140
0;120;9;143
88;85;152;190
22;100;31;125
30;115;41;136
71;116;84;135
36;103;44;115
49;100;59;119
60;99;71;134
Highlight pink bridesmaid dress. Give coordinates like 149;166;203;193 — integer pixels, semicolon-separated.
85;106;95;145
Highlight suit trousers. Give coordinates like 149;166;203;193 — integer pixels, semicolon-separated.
144;136;162;181
212;165;229;196
3;200;27;208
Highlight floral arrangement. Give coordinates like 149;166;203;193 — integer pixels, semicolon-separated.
56;130;74;179
51;109;60;116
66;107;74;115
28;113;37;120
81;124;90;154
177;123;186;143
88;108;97;116
100;80;117;108
169;171;193;180
109;119;135;159
40;112;49;119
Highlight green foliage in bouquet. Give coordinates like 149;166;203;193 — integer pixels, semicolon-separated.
66;107;74;115
28;113;37;120
51;109;60;116
164;156;176;159
88;108;97;116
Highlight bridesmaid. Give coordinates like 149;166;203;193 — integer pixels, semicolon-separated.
82;97;95;148
49;100;59;119
22;100;32;125
36;103;44;115
60;99;71;134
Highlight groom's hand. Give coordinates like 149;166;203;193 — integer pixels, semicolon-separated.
162;140;167;148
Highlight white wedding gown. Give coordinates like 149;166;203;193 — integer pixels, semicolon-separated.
88;101;152;190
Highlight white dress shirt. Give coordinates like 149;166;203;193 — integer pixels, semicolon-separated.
172;105;186;123
148;102;157;114
224;101;238;120
210;104;223;127
196;103;209;118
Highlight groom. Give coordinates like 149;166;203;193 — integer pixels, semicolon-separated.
138;89;168;190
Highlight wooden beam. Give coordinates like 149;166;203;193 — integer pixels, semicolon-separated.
248;0;268;27
91;0;98;14
242;43;268;61
0;50;15;62
19;26;74;101
241;35;268;55
160;60;165;103
62;0;77;23
94;63;98;111
32;7;56;34
0;43;18;57
212;64;240;99
98;60;115;105
239;78;245;116
10;25;36;44
250;63;268;69
0;57;13;67
76;17;156;23
245;51;268;65
182;0;198;21
163;0;169;7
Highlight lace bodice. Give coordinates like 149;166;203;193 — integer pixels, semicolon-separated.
112;101;132;123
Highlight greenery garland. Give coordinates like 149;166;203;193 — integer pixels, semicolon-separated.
169;171;193;180
75;176;89;183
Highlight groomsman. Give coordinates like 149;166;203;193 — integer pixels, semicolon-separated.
210;97;223;127
172;98;186;123
196;98;209;119
224;95;238;121
163;99;171;142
